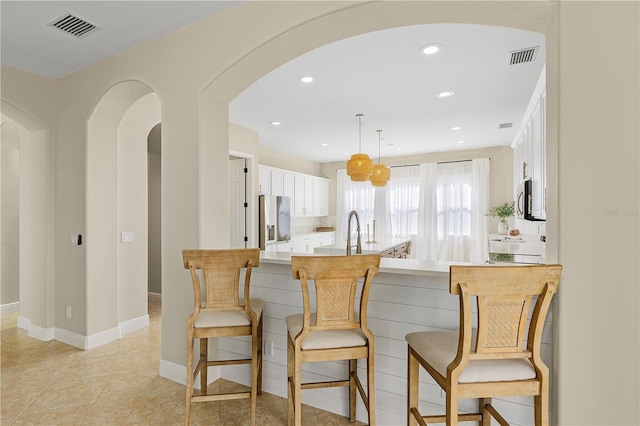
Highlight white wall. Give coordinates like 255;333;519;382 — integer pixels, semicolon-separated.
0;68;56;336
1;120;20;305
118;93;160;323
85;81;154;337
2;127;17;311
556;2;639;423
148;124;162;295
1;1;638;424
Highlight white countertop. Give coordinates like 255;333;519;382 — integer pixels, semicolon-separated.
259;250;473;278
314;237;411;255
488;234;545;256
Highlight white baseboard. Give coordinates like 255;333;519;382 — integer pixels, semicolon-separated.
86;326;121;350
55;327;88;349
160;359;188;386
28;322;55;341
17;315;30;330
160;359;220;390
15;315;54;341
55;313;150;350
120;314;149;336
1;301;19;314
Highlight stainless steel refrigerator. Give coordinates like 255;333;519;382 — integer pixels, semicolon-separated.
258;195;291;250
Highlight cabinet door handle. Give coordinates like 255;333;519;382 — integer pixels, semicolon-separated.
522;161;528;180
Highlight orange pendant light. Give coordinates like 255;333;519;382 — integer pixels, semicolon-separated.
346;114;373;182
370;129;390;187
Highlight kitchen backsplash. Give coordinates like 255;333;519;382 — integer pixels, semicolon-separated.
292;216;335;235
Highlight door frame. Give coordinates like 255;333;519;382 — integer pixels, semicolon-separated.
229;150;256;248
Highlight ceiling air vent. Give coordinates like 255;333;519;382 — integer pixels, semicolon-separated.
509;46;539;65
48;13;99;38
499;122;513;129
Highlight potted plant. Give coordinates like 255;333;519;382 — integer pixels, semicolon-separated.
486;201;515;235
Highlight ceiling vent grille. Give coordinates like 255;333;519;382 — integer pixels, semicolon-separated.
509;46;539;65
48;13;98;38
499;122;513;129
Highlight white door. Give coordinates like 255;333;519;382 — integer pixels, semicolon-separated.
229;158;247;248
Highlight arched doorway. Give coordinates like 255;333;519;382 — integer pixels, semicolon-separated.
188;2;558;423
86;83;160;345
0;100;54;339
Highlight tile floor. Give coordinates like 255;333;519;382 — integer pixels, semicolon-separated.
1;297;364;425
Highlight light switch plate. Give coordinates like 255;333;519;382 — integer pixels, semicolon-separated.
121;231;134;243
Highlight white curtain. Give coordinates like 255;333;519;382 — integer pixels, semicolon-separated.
387;165;421;238
336;169;375;246
339;158;489;262
470;158;490;263
436;161;472;262
373;186;390;241
416;163;438;260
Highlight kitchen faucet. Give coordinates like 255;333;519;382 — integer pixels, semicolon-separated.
346;210;362;256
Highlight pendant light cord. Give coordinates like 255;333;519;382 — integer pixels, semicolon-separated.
357;113;363;154
377;130;382;164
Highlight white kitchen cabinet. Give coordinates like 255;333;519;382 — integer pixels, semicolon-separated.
289;232;335;254
260;165;329;217
294;174;315;216
512;69;546;220
312;179;329;216
294;174;329;217
530;97;545;219
283;172;294;198
259;166;270;195
271;169;284;196
276;241;291;253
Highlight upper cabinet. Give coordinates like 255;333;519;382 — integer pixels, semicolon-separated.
258;166;270;195
513;68;546;220
259;165;329;217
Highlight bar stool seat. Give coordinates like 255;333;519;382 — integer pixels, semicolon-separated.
406;264;562;426
182;248;263;426
286;254;380;425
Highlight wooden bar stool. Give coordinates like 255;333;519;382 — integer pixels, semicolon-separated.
287;254;380;425
406;264;562;426
182;248;263;426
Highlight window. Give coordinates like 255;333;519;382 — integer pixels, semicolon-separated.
435;162;472;240
338;158;488;263
387;165;420;237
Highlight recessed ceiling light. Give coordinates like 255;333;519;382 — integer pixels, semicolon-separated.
395;147;403;150
321;143;328;147
344;152;350;156
457;140;465;144
438;91;455;98
300;76;314;83
420;43;442;55
271;121;281;126
451;126;462;131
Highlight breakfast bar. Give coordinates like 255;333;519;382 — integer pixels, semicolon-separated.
220;252;553;425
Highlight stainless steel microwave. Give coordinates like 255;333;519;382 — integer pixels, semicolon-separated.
517;179;544;221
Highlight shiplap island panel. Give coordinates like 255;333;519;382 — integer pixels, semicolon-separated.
218;252;554;425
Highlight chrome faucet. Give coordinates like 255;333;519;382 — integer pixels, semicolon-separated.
346;210;362;256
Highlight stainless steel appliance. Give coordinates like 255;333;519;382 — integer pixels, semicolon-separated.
258;195;291;249
516;179;544;221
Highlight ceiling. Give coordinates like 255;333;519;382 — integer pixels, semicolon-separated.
1;2;545;164
0;1;241;79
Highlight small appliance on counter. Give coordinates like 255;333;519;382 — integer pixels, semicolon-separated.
258;195;291;250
